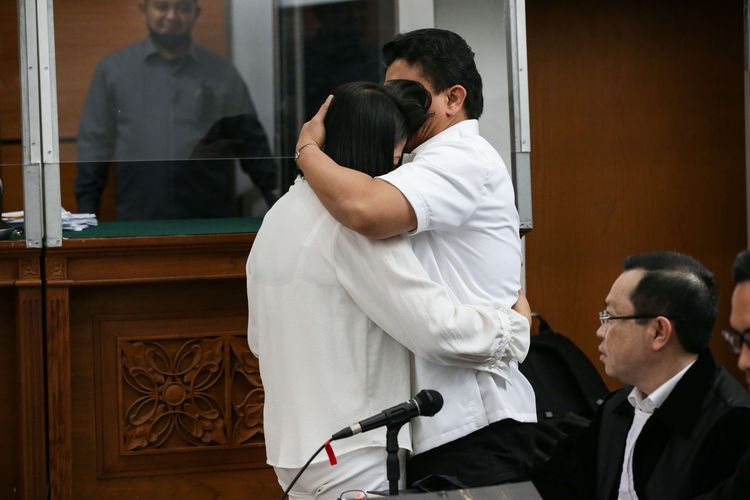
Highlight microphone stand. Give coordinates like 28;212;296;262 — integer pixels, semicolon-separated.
385;424;403;496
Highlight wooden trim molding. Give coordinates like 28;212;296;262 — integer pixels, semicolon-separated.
0;241;47;500
46;234;255;286
46;286;72;500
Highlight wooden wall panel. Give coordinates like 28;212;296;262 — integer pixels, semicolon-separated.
0;244;46;500
0;288;19;499
0;148;24;213
0;0;20;142
16;282;47;500
525;0;747;387
0;0;23;215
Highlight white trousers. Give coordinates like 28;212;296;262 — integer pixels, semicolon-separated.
274;446;406;500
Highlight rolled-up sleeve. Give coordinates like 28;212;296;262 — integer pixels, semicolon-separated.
331;224;529;381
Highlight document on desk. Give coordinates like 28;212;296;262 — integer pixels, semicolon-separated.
2;209;98;231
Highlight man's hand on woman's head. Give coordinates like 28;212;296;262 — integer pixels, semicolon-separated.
296;94;333;153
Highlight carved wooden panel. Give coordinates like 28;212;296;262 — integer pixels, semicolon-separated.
118;336;263;452
61;242;279;498
94;312;267;478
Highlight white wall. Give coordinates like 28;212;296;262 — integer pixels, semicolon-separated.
434;0;512;169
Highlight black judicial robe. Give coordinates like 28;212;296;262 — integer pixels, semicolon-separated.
534;351;750;500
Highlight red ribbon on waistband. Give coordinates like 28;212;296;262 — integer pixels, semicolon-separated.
324;439;337;465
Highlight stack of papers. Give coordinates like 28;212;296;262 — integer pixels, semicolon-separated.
1;211;24;225
2;208;98;232
62;209;98;231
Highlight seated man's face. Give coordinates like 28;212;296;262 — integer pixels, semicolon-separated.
729;281;750;389
596;269;653;385
141;0;201;37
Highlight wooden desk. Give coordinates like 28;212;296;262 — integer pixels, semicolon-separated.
45;225;279;499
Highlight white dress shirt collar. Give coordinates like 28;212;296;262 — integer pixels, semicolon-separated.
627;359;696;414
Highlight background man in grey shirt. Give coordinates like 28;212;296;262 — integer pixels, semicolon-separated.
76;0;275;220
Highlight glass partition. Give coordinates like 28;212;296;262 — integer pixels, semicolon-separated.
53;0;276;224
17;0;529;239
49;0;395;227
275;0;397;190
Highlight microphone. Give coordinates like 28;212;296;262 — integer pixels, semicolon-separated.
331;389;443;441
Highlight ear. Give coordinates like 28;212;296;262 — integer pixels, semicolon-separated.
445;84;467;116
194;5;202;20
138;2;146;17
650;316;673;352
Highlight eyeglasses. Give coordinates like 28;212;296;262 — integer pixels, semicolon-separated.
721;327;750;355
598;310;664;327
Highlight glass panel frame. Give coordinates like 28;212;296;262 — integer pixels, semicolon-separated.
17;0;45;247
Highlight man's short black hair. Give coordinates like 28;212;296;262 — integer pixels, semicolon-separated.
624;251;718;354
382;28;484;119
733;250;750;286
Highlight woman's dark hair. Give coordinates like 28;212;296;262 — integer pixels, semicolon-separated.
382;28;484;119
384;79;432;134
324;81;430;177
733;250;750;286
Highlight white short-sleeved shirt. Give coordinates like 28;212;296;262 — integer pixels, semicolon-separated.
380;119;537;454
247;178;530;468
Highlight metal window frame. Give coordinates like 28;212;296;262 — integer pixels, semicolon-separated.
17;0;61;248
506;0;532;230
38;0;62;247
18;0;44;248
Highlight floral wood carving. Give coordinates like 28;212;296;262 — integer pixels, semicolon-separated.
120;336;264;452
229;338;264;444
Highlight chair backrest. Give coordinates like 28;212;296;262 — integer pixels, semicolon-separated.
520;315;609;424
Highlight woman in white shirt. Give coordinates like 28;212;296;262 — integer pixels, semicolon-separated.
247;81;531;499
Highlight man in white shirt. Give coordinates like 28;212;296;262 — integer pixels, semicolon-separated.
248;81;531;499
295;28;536;488
534;252;750;500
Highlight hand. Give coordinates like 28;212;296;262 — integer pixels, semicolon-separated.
296;94;333;152
512;290;532;327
